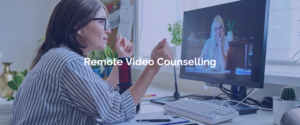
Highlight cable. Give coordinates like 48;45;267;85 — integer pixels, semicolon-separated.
248;88;254;95
218;84;265;108
256;89;261;99
220;88;272;111
221;100;272;111
212;87;216;100
219;84;261;104
232;88;258;107
246;98;263;106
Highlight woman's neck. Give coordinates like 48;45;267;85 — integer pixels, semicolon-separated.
80;48;90;57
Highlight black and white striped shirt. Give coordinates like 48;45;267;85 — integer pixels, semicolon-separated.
10;45;136;125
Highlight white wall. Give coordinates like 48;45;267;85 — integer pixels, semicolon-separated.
0;0;60;72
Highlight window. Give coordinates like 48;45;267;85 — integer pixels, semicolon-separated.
137;0;179;61
266;0;300;64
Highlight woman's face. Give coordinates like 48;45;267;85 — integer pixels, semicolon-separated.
78;8;111;52
214;22;224;40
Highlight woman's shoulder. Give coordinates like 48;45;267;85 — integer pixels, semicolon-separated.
41;46;84;67
204;38;213;46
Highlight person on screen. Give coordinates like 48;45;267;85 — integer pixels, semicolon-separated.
199;15;229;70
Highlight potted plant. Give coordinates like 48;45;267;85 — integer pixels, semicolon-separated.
168;20;183;99
227;19;238;41
99;45;118;79
89;50;106;78
273;86;300;125
7;69;28;101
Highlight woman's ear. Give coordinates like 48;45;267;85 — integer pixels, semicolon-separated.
74;23;81;35
77;30;82;36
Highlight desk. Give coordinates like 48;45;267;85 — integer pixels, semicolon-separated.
138;84;273;125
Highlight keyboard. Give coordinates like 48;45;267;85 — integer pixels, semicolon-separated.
164;99;239;124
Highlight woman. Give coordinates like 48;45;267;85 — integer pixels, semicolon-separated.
10;0;173;124
199;15;229;70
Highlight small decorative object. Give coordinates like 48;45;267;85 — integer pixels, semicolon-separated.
0;62;14;98
280;108;300;125
168;20;183;47
7;69;28;101
273;86;300;125
280;86;296;100
227;19;238;41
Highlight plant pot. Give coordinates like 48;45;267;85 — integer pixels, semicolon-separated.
227;31;234;41
273;96;300;125
92;68;105;78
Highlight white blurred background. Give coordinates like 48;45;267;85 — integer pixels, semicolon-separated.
0;0;60;72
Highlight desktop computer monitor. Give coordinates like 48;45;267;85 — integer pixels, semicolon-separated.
180;0;269;89
179;0;269;114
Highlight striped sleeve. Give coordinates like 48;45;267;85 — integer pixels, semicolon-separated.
59;58;136;123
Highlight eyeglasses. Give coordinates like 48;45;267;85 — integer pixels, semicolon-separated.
93;18;110;31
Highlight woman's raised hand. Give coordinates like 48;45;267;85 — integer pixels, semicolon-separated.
115;34;134;58
216;33;224;46
150;38;174;69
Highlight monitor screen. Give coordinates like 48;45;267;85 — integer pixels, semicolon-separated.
179;0;269;88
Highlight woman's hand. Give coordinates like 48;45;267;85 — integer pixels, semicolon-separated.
128;38;173;106
150;38;174;69
216;34;224;46
115;34;134;58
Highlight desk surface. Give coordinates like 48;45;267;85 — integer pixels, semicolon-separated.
139;84;273;125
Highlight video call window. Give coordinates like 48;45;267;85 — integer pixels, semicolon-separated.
181;1;267;83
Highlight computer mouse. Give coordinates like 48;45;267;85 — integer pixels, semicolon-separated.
261;96;273;108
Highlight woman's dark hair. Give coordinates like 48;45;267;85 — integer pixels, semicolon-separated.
30;0;107;69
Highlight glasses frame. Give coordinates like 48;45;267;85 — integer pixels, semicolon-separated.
93;18;109;31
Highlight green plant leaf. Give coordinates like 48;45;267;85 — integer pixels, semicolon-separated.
106;46;114;58
21;69;28;76
114;51;118;58
100;65;104;74
7;96;14;101
7;80;18;91
168;27;172;32
233;29;239;34
38;36;45;43
228;19;231;31
168;20;183;47
231;19;235;30
101;51;105;59
102;50;108;59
